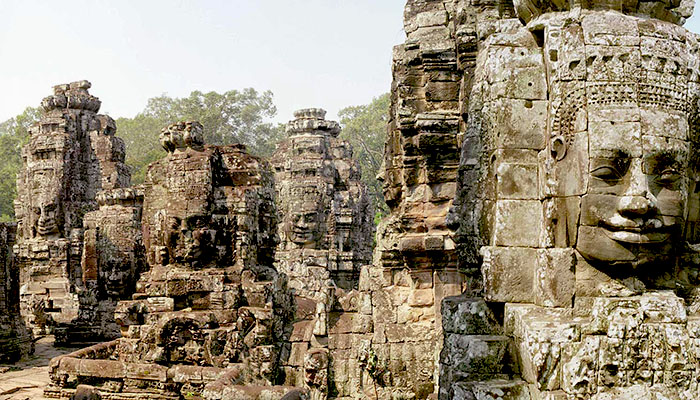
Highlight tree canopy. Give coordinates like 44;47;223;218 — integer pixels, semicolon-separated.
118;89;283;184
0;107;39;222
0;90;390;225
338;93;390;218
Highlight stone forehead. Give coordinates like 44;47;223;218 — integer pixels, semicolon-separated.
543;14;700;146
516;0;694;24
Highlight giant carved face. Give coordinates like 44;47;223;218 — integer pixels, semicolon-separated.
29;169;63;239
166;212;217;265
561;104;690;270
286;206;322;248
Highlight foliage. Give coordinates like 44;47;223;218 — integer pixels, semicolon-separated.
338;93;390;218
0;91;390;225
0;107;39;221
117;89;283;184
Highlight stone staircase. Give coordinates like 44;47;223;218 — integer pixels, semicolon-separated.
439;294;530;400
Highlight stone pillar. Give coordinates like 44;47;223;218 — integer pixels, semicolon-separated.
0;223;32;362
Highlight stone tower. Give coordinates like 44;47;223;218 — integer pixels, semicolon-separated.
14;81;132;335
46;122;295;399
270;109;374;398
271;108;373;295
423;0;700;398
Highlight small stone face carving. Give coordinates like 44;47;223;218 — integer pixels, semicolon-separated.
35;192;62;238
287;207;322;248
304;348;329;399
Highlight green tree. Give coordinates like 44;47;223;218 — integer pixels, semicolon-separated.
117;89;282;184
0;107;39;221
338;94;390;218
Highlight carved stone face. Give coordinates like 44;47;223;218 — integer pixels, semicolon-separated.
102;257;132;298
304;349;329;389
166;213;216;265
287;208;321;248
29;170;63;239
571;105;689;268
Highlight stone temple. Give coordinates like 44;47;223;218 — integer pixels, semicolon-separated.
13;80;135;344
3;0;700;399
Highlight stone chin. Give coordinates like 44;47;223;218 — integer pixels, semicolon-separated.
576;225;676;269
36;223;60;237
289;230;317;247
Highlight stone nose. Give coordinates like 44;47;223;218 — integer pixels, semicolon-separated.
617;160;657;217
618;195;656;217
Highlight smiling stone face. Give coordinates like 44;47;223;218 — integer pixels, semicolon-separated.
28;169;63;239
287;207;322;248
574;105;689;268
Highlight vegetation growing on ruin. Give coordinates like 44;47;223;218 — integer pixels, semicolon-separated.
0;91;388;223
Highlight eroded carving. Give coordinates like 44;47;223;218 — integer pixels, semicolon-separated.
14;81;133;340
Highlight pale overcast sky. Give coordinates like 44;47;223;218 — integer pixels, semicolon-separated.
1;1;699;125
0;0;405;124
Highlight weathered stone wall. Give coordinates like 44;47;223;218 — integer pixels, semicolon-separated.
271;109;374;399
14;81;133;339
0;223;32;362
47;122;295;399
438;0;700;398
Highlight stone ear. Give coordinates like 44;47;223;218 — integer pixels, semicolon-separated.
550;135;567;161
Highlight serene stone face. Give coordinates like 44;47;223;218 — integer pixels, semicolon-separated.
166;212;217;264
286;206;321;248
30;170;63;239
573;105;689;269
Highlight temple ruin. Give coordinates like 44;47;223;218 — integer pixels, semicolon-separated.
3;0;700;399
13;81;135;344
45;121;301;399
0;223;32;362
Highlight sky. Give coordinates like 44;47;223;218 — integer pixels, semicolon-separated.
0;0;406;124
1;1;700;125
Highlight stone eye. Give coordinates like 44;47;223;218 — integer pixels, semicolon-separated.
655;168;681;185
592;166;622;181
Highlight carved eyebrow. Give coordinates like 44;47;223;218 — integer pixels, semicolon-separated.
643;150;685;162
590;149;631;159
642;150;686;172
